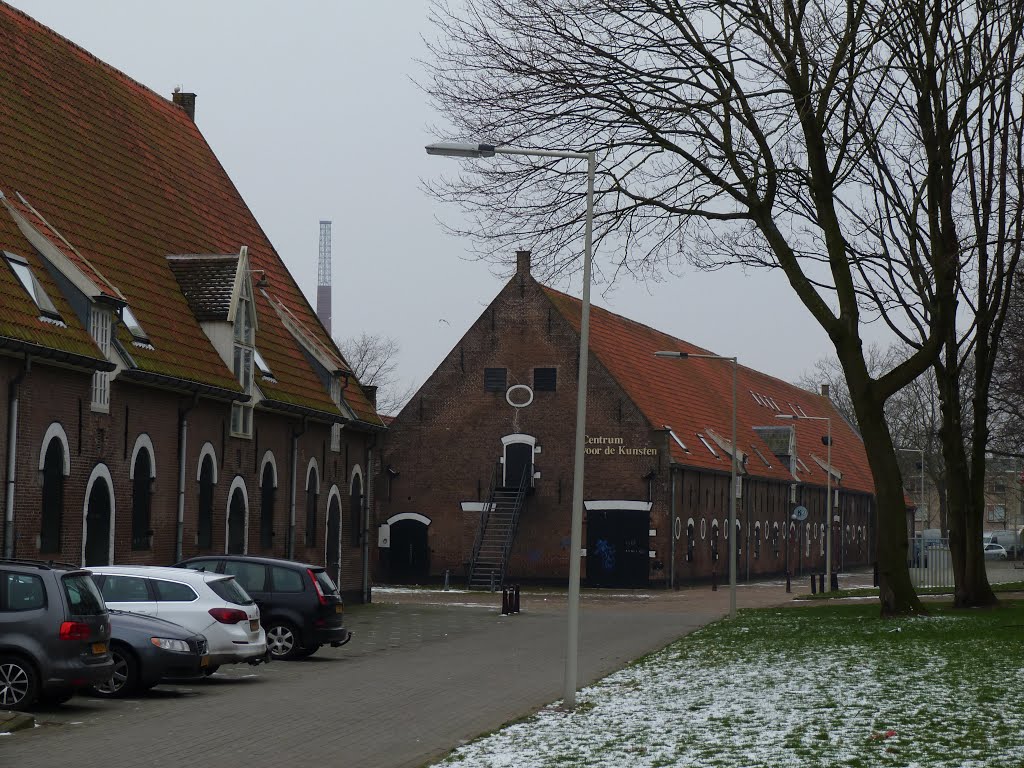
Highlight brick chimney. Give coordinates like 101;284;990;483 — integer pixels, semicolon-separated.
516;250;531;276
172;90;196;121
364;385;378;411
820;383;831;399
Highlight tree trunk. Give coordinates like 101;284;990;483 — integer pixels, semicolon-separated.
848;382;926;616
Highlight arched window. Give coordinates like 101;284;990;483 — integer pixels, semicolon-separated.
350;472;363;548
131;447;153;550
260;462;276;550
686;519;695;563
39;438;65;553
198;454;215;549
305;464;319;548
753;522;762;560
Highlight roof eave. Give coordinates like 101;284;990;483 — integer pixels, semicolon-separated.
117;368;246;402
0;336;115;371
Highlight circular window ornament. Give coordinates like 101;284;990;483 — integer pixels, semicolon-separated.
674;516;683;541
506;384;534;408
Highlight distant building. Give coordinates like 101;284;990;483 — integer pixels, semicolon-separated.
376;251;877;588
0;6;383;599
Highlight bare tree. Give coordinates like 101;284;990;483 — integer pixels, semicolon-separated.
425;0;1024;613
338;333;414;417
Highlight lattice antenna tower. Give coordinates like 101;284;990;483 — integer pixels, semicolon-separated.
317;220;332;335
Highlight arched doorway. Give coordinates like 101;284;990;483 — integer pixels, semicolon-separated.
501;434;535;489
227;485;247;555
387;513;430;583
326;493;341;587
84;477;112;566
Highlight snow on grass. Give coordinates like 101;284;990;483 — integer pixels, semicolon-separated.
437;603;1024;767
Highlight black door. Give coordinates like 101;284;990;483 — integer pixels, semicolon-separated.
326;496;341;586
84;479;112;566
227;488;246;554
504;443;533;488
389;520;430;583
586;509;649;588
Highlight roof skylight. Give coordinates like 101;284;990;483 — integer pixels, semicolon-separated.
697;433;719;457
253;348;275;380
120;306;150;345
3;251;61;321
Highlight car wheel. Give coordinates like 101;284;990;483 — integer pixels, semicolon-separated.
266;622;303;660
91;646;139;698
0;656;39;711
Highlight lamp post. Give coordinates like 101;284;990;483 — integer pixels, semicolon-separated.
655;351;738;618
426;141;595;709
777;414;833;591
898;447;926;533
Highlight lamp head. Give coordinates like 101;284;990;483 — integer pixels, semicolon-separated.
425;142;497;158
655;351;688;359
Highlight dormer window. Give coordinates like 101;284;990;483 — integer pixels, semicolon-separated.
89;305;112;412
4;251;61;322
231;278;255;437
330;375;343;452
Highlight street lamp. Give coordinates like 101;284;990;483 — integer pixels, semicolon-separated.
426;141;596;709
655;351;738;618
777;413;834;591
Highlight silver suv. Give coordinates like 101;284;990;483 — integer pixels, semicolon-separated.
0;559;113;710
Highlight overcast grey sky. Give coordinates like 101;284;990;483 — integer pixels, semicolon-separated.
9;1;876;400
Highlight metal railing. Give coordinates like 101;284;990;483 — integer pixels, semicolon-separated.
907;535;954;589
468;463;502;585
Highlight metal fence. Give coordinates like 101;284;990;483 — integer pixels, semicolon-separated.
907;535;954;589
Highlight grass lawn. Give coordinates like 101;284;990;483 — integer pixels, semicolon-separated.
436;601;1024;767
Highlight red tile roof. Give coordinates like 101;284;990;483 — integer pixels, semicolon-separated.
0;3;381;426
544;287;876;495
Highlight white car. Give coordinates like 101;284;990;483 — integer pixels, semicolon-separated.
90;565;268;671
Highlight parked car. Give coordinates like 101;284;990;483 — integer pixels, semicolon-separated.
89;566;267;674
984;543;1008;560
0;559;112;710
91;610;209;698
175;555;351;660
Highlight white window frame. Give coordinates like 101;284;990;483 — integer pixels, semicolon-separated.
90;305;111;412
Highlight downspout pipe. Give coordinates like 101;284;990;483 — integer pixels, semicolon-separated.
669;467;677;590
362;436;376;604
5;355;30;559
175;393;199;564
288;416;308;560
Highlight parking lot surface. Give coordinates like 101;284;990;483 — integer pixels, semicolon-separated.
1;579;829;768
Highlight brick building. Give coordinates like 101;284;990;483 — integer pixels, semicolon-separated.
377;252;877;588
0;5;383;600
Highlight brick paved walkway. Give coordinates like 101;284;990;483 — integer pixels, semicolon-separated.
3;579;820;768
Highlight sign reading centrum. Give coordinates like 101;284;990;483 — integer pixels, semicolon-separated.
585;435;658;457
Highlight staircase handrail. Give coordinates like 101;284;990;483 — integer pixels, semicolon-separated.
468;462;502;586
498;463;532;587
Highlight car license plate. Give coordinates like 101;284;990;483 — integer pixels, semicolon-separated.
335;605;343;614
92;642;107;655
249;619;259;632
200;655;210;667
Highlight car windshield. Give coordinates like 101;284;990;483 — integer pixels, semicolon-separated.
208;576;254;606
62;573;106;616
314;570;339;596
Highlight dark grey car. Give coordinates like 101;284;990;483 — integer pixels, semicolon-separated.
0;559;113;710
91;610;209;697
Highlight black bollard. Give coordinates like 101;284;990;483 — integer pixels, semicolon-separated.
831;572;839;592
501;587;509;615
513;585;520;613
712;569;718;591
810;575;817;594
785;571;791;594
818;573;825;593
873;561;879;587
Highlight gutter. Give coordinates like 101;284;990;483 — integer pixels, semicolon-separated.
4;354;30;558
0;336;114;372
175;393;199;563
118;368;246;402
288;416;308;560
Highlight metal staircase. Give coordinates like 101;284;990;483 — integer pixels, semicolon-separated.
468;465;530;590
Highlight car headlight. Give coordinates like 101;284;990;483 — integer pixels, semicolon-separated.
150;637;191;653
